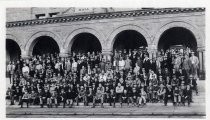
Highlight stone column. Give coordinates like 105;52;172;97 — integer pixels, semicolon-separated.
197;47;205;79
21;50;31;59
59;49;69;58
101;49;113;62
147;44;157;59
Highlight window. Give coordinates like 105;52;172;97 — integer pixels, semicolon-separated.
35;14;46;19
49;12;59;17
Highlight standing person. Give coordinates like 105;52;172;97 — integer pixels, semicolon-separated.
22;63;29;77
143;54;150;73
99;59;106;72
182;54;191;77
118;57;125;71
189;52;199;80
124;55;132;74
174;54;182;72
7;61;16;84
72;59;78;73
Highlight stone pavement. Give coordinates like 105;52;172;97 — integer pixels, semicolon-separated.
6;80;206;118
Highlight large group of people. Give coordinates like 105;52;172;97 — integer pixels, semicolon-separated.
6;46;199;108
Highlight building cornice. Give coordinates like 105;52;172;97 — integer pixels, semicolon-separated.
6;8;205;28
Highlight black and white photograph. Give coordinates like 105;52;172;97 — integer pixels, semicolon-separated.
5;6;206;118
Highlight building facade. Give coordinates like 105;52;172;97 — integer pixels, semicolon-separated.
6;7;205;77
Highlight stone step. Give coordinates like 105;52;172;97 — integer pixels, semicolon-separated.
7;102;205;109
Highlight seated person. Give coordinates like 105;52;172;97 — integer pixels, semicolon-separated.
138;88;147;107
108;88;116;107
115;83;124;107
92;83;104;108
122;89;129;107
76;86;87;106
157;84;166;102
20;90;30;108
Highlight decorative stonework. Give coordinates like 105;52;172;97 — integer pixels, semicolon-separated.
6;8;205;28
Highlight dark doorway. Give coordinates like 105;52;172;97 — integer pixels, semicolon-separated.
6;39;21;64
113;30;147;52
32;36;60;55
158;27;197;51
71;33;102;53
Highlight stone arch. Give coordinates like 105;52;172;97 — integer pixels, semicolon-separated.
64;28;105;53
6;34;23;49
107;24;152;51
153;21;205;50
25;31;62;56
6;35;22;63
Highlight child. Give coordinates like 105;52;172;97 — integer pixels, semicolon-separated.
139;88;147;107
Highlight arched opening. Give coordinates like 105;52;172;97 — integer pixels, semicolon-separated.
113;30;148;52
71;33;102;53
158;27;197;51
32;36;60;55
6;39;21;64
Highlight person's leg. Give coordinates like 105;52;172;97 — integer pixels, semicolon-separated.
138;97;142;106
108;97;112;106
26;99;29;108
164;96;168;106
143;96;146;104
101;96;104;108
70;99;73;108
113;97;116;108
10;96;14;105
187;96;191;106
47;98;50;108
178;95;181;105
20;99;23;108
18;96;22;105
55;98;58;108
39;98;43;107
195;85;198;95
174;96;177;106
92;97;96;108
119;94;122;107
76;96;79;106
63;99;66;108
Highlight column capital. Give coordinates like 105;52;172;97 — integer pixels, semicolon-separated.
59;52;69;58
21;54;30;59
197;47;205;52
21;50;31;59
59;48;69;57
101;49;113;55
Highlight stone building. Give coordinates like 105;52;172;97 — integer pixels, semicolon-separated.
6;7;205;77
